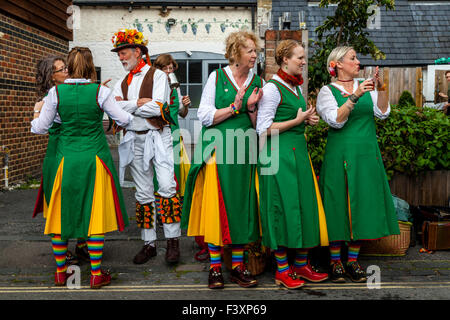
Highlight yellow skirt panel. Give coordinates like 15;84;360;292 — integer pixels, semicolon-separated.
179;136;191;197
187;153;223;246
44;158;64;235
88;156;119;236
308;154;329;246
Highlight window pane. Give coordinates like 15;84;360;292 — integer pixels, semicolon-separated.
188;84;203;108
179;84;187;97
208;63;220;76
175;60;187;83
189;60;202;83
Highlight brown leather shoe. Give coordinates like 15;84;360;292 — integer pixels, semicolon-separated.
230;264;258;288
165;238;180;264
133;244;157;264
66;250;79;266
208;266;224;289
75;245;90;263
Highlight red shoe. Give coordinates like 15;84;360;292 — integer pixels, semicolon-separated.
54;271;67;286
293;264;329;283
274;268;305;289
90;270;111;289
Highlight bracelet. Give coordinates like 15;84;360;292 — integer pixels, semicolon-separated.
348;94;359;104
377;83;386;91
230;103;239;115
34;110;40;113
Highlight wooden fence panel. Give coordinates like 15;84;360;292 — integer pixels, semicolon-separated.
389;171;450;207
359;67;424;105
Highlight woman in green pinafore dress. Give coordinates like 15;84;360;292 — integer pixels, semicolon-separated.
316;47;400;283
32;55;90;264
257;40;329;289
181;31;264;289
31;47;133;289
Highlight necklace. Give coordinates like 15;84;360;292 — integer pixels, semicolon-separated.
337;78;353;83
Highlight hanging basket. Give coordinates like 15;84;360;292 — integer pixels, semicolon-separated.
360;221;412;256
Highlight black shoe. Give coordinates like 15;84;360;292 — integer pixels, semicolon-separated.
133;244;157;264
346;261;367;283
330;261;346;283
75;245;90;263
208;266;224;289
66;250;79;266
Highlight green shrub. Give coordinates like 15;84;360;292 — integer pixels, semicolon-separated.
306;105;450;179
398;91;416;107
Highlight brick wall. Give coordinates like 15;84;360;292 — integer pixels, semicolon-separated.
263;29;308;97
0;12;69;187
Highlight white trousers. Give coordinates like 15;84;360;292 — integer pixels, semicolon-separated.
121;127;180;242
141;223;181;243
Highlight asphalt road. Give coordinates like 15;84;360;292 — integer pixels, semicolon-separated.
0;188;449;304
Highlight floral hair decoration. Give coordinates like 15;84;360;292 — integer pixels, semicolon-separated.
328;61;337;77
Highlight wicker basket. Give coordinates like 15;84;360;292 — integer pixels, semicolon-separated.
222;242;269;275
360;221;412;256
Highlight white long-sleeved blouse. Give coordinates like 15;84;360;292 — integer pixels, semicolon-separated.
316;81;390;129
256;74;303;136
31;78;133;134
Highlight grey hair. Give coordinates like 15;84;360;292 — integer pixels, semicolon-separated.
36;55;65;101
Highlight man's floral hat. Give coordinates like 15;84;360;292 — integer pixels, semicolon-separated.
111;29;149;54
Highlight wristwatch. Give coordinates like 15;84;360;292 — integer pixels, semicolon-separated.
348;94;359;104
247;105;257;113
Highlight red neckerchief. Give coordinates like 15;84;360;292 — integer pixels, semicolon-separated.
277;68;303;86
127;58;147;85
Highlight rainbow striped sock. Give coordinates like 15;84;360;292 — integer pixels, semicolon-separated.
87;234;105;276
274;247;289;273
208;243;222;269
348;241;362;263
231;245;244;269
76;238;87;249
293;249;308;268
51;234;68;273
329;241;342;263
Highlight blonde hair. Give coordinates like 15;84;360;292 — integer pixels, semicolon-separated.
327;46;354;77
275;40;302;66
224;30;260;64
67;47;97;81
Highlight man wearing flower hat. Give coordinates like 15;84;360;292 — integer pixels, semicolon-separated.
111;29;182;264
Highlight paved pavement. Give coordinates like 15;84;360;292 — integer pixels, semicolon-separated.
0;186;449;303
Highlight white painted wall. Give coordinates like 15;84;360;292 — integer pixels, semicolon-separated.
71;6;253;86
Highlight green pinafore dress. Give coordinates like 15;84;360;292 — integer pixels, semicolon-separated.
258;80;328;250
44;83;129;240
319;83;400;242
181;68;263;245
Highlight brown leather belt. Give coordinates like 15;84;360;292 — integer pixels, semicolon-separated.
122;129;149;136
135;130;150;135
